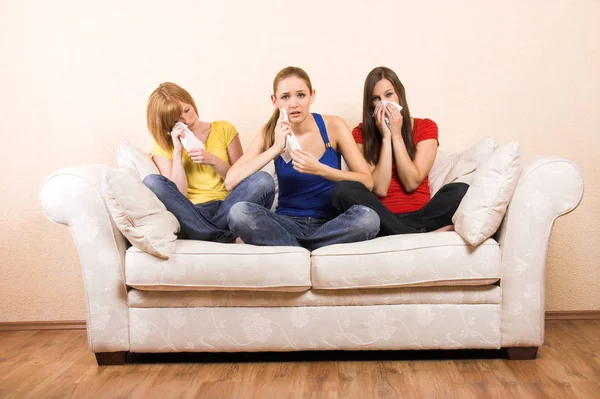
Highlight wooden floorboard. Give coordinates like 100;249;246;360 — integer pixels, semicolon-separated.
0;320;599;398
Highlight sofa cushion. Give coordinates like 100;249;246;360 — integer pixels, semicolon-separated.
428;150;459;196
453;141;521;246
443;137;497;186
126;240;311;292
102;167;180;259
310;232;500;290
116;141;159;180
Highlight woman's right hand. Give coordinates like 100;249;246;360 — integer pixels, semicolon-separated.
170;124;185;155
273;113;292;153
374;102;392;140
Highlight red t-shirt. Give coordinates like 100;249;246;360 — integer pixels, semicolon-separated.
352;118;439;214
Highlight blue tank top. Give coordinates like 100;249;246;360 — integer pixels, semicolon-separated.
275;113;341;219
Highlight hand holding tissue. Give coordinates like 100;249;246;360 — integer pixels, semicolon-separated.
373;101;403;130
279;108;302;164
175;122;205;151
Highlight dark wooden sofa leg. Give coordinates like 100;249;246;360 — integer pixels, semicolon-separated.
505;347;538;360
95;351;128;365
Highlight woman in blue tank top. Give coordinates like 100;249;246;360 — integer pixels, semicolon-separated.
225;66;380;251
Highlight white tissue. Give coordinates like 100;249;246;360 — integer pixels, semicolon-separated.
279;108;302;163
176;122;205;151
373;101;403;130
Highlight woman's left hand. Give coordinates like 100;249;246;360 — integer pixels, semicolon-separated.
188;148;214;165
385;103;403;138
291;150;323;175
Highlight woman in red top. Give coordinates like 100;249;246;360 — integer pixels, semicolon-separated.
332;66;468;236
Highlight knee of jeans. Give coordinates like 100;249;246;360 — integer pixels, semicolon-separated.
352;205;380;235
142;174;167;192
250;171;275;195
227;202;255;230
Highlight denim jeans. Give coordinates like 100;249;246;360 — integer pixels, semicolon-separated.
143;171;275;243
227;202;380;251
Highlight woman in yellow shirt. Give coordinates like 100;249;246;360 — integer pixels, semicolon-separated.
144;82;275;242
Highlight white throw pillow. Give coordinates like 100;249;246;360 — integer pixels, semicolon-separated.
429;151;459;196
452;141;521;246
102;168;180;259
442;137;497;186
117;141;159;180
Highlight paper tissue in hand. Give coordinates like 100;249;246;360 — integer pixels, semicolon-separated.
373;101;403;130
280;108;302;164
175;122;205;151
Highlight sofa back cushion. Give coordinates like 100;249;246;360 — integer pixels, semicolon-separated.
117;141;159;179
443;137;498;186
428;150;458;196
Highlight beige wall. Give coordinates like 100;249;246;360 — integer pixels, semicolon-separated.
1;1;598;322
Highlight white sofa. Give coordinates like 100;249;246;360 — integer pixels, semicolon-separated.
38;143;583;365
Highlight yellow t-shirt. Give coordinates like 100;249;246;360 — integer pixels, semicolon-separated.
151;121;238;204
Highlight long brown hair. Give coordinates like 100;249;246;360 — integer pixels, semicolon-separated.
147;82;198;152
361;67;416;164
263;66;313;148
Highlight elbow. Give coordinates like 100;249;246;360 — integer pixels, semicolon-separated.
402;182;419;193
372;182;390;198
373;188;387;198
372;181;388;197
224;176;236;192
224;165;235;191
224;169;241;191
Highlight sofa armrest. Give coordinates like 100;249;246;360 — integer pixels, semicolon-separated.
496;154;583;347
39;165;130;352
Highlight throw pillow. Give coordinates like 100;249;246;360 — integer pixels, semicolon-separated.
117;141;159;180
428;151;459;196
452;141;521;246
102;167;180;259
442;137;497;186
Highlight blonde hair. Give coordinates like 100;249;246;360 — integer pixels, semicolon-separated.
263;67;313;148
146;82;198;152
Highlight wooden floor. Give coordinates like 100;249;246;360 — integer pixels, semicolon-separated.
1;320;599;398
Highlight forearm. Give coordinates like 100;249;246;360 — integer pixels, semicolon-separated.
320;165;374;191
392;136;421;192
371;139;393;197
225;146;280;191
169;152;188;194
210;156;231;180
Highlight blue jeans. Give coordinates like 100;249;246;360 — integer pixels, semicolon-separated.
143;171;275;243
227;202;380;251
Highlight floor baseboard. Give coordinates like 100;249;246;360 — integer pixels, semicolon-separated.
544;310;600;320
1;311;599;331
0;320;86;331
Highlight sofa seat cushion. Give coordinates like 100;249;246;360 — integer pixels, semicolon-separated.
126;240;311;292
311;232;500;290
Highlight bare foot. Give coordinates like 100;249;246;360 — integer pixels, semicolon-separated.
433;225;454;232
234;237;244;244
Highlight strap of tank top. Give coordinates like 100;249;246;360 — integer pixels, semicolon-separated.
312;113;331;148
